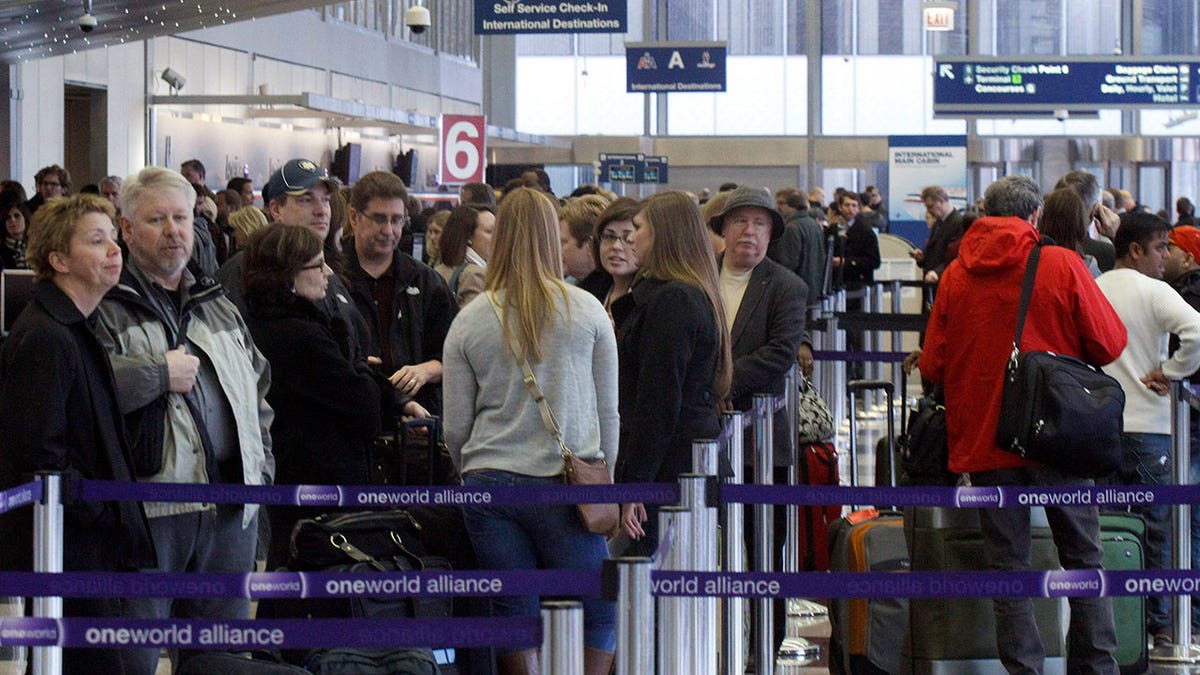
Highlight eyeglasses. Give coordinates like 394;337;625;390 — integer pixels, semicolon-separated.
301;261;327;271
600;232;634;245
362;212;409;228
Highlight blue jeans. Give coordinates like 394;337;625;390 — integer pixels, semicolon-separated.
1119;432;1172;632
973;466;1117;675
118;506;258;675
461;470;615;653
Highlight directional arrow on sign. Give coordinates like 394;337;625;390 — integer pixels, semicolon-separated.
939;64;954;79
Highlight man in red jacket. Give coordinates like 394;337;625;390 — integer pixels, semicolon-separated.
920;174;1127;674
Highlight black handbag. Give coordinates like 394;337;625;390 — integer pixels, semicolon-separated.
993;242;1125;477
899;391;955;486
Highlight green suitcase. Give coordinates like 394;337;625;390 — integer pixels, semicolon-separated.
904;507;1065;675
1097;512;1148;675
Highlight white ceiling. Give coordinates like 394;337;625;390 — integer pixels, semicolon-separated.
0;0;335;63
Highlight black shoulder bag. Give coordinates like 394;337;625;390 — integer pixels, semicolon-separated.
993;242;1125;477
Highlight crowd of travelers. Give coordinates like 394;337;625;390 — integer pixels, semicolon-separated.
2;158;1200;674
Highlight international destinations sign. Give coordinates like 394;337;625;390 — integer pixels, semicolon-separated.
626;42;727;93
934;57;1200;113
474;0;626;34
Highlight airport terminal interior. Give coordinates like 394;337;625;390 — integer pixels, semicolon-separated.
5;0;1200;674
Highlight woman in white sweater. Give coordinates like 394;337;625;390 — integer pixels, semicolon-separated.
443;187;618;675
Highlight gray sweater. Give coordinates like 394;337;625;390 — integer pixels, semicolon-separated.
443;286;619;478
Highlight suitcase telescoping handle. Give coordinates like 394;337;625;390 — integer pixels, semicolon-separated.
395;416;442;485
846;380;898;505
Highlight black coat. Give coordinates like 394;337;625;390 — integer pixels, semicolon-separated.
244;299;382;488
722;257;808;464
612;277;721;484
0;281;156;572
344;243;457;415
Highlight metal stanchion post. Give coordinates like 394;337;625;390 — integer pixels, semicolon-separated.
890;280;904;408
657;506;693;675
832;290;847;436
722;411;747;675
693;439;718;476
752;394;774;675
1154;382;1200;663
861;286;876;414
33;471;63;675
681;475;717;675
541;600;584;675
615;558;654;675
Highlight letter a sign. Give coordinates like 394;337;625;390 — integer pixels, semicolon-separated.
439;114;487;185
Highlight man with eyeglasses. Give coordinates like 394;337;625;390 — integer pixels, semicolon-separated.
26;164;71;214
217;159;370;364
345;171;456;420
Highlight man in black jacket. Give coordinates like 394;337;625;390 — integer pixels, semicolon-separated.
345;171;457;418
710;185;808;652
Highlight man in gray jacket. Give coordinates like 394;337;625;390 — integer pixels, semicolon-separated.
96;166;274;675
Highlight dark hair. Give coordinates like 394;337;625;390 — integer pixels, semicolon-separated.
718;182;739;192
0;180;28;204
349;171;409;213
439;205;486;267
181;159;206;179
1114;211;1171;259
461;182;496;206
920;186;948;202
1178;197;1196;218
592;197;640;265
34;165;71;191
1039;188;1090;252
215;189;243;211
2;197;35;236
227;177;252;194
242;224;323;311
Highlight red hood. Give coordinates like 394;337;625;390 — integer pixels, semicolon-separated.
956;216;1039;276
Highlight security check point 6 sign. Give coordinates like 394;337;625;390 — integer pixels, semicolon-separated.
439;114;486;185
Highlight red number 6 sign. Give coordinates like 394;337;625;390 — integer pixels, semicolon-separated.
439;114;487;185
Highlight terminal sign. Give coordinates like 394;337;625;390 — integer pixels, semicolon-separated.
626;42;726;93
475;0;626;34
934;58;1200;112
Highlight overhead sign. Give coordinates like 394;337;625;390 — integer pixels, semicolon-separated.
625;42;727;93
934;57;1200;112
439;115;487;185
887;135;968;249
640;156;669;184
598;153;641;184
474;0;626;34
922;2;955;31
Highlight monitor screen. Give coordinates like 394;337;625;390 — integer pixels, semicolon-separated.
2;269;36;333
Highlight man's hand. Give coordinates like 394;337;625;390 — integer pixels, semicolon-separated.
902;348;923;376
923;269;940;284
165;346;199;393
389;362;438;396
402;400;431;419
1093;204;1120;239
910;248;925;263
1140;369;1170;397
797;343;815;379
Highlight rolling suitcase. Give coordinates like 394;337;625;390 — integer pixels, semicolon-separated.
828;508;909;675
829;380;909;675
1098;512;1148;675
904;507;1066;674
797;441;841;571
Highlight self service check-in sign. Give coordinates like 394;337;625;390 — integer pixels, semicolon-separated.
934;57;1200;113
475;0;626;34
626;42;727;93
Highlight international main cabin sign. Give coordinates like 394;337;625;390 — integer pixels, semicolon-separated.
934;57;1200;113
475;0;627;34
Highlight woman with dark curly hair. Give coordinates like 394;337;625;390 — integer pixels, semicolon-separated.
0;198;33;269
241;223;382;568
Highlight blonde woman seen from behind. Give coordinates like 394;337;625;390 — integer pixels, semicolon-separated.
442;187;617;675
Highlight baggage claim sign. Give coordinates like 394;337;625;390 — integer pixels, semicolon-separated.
475;0;627;34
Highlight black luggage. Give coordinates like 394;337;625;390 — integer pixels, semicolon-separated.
904;507;1066;674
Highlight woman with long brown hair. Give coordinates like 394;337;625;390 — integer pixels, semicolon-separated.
613;190;732;555
443;187;617;674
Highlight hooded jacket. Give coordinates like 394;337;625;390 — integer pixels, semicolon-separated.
919;216;1127;474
